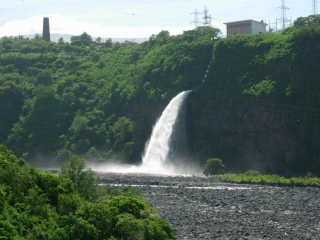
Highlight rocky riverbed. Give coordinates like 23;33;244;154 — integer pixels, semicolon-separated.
99;173;320;240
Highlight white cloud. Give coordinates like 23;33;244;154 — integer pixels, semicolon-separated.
0;15;41;36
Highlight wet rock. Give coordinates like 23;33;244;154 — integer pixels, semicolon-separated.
99;173;320;240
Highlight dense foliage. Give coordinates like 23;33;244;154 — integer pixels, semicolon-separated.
190;15;320;175
0;15;320;175
0;27;218;164
0;145;175;239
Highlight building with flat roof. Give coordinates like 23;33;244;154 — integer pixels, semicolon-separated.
225;20;267;37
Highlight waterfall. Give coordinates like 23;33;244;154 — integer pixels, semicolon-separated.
88;91;192;175
141;91;191;173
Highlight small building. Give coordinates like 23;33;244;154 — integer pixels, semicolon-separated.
225;20;267;37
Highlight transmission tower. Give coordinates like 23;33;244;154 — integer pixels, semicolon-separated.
279;0;290;30
203;6;212;26
191;9;201;27
313;0;318;15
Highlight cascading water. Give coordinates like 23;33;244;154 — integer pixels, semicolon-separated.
141;91;191;173
88;91;192;175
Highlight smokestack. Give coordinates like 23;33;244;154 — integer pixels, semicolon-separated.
42;17;50;41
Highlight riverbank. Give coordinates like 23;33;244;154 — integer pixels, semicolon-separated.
99;173;320;240
217;173;320;187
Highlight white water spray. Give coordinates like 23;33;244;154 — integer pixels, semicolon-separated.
141;91;191;172
88;91;192;175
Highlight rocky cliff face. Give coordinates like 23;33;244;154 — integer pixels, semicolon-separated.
185;24;320;175
188;92;320;175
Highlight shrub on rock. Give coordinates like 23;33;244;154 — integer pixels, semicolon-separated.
203;158;225;176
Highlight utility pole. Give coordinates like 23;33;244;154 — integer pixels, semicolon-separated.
203;6;212;26
279;0;290;30
191;9;201;27
313;0;318;15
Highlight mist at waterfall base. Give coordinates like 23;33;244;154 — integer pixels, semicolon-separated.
88;91;201;176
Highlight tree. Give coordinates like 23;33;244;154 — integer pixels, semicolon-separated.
61;156;97;200
8;86;68;155
203;158;225;176
294;15;320;27
71;32;93;45
110;117;135;159
104;38;113;48
0;81;24;142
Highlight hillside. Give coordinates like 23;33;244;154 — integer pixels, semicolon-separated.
0;15;320;175
0;27;217;164
190;15;320;175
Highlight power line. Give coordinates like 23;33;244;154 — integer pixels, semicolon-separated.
191;9;201;27
191;7;213;28
279;0;290;30
268;19;278;32
313;0;318;15
203;6;212;26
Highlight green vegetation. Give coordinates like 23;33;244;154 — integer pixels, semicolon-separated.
0;145;175;239
1;15;320;176
219;172;320;187
0;27;218;164
2;13;320;240
203;158;225;176
190;15;320;176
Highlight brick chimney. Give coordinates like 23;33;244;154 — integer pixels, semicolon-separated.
42;17;50;41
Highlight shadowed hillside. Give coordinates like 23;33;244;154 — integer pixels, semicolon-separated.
190;15;320;175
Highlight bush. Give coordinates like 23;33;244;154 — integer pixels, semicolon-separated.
61;155;98;200
219;173;320;187
203;158;225;176
0;146;176;240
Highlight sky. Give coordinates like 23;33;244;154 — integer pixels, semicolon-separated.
0;0;315;38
